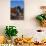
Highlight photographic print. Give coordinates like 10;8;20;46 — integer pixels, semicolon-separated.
11;0;24;20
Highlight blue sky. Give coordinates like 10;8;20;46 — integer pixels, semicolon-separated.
11;0;24;1
11;0;24;8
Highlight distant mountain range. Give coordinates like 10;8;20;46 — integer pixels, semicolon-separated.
11;6;24;20
11;6;24;14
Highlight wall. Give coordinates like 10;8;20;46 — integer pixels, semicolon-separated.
0;0;46;40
